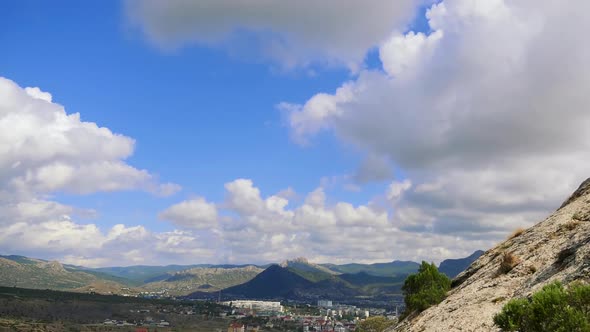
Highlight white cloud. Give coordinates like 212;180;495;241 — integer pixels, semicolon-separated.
285;0;590;246
0;217;219;267
280;82;356;144
159;197;218;229
224;178;264;216
24;87;52;102
387;180;412;201
1;176;497;265
0;76;185;266
126;0;418;69
155;178;490;264
380;30;443;77
0;77;180;200
0;218;104;253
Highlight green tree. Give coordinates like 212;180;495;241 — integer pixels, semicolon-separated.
401;261;451;317
355;316;396;332
494;281;590;332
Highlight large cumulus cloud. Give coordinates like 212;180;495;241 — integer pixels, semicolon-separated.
0;77;191;266
0;77;180;199
284;0;590;245
126;0;418;69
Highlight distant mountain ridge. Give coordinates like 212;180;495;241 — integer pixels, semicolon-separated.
1;252;481;299
90;264;208;283
141;265;263;296
0;256;134;292
188;261;412;302
438;250;484;278
218;264;314;299
322;260;421;276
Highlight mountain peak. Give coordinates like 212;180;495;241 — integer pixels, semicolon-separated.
559;177;590;209
280;257;309;267
210;264;313;299
438;250;484;278
38;260;67;273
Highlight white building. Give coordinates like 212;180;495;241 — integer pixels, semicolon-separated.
223;300;283;313
317;300;333;307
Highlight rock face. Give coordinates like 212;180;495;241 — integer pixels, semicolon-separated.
141;265;263;295
391;177;590;332
0;256;130;292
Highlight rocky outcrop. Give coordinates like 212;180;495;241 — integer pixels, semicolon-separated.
391;177;590;332
37;260;67;273
559;177;590;209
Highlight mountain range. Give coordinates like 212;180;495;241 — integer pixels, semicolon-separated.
186;252;482;303
0;255;135;291
0;251;482;301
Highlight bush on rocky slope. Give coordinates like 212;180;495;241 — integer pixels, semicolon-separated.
356;316;397;332
494;281;590;332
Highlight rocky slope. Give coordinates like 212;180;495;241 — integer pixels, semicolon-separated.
391;177;590;332
141;265;263;295
0;256;132;292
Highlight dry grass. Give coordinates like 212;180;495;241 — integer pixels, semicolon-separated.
559;221;581;232
498;252;520;275
572;210;590;222
508;228;526;240
528;265;537;274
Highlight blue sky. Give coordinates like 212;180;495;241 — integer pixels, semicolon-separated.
2;1;370;231
1;0;588;266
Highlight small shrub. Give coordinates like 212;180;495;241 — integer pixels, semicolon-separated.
572;206;590;221
498;252;520;275
508;228;525;240
355;316;396;332
494;282;590;332
493;298;529;331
